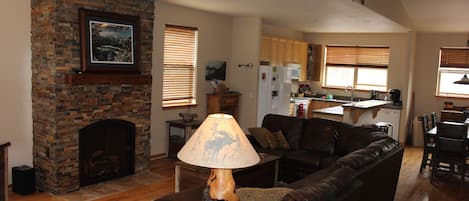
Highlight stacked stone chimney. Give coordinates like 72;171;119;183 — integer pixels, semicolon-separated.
31;0;154;193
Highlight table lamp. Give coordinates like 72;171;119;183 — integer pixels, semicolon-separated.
177;114;260;201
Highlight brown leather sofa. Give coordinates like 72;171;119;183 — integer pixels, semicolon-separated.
252;114;404;201
155;114;403;201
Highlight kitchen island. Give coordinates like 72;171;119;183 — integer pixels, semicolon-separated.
310;100;401;140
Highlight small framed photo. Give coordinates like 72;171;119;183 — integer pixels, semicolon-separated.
79;9;140;73
205;61;227;80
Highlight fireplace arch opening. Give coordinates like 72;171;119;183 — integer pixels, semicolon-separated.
79;119;135;186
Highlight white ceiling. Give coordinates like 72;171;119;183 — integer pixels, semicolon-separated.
162;0;469;33
401;0;469;32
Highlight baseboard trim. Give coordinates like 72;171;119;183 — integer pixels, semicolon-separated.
150;153;167;160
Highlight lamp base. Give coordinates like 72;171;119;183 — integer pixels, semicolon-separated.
205;169;239;201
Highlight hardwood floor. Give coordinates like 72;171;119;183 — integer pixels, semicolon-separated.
394;147;469;201
8;147;469;201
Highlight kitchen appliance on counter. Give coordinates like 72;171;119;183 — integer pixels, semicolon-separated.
389;89;402;106
257;65;292;126
370;90;379;100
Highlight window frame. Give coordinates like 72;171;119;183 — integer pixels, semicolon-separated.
436;47;469;98
162;24;198;108
322;45;389;92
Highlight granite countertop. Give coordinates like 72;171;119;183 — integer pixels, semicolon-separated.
342;100;392;109
313;106;344;116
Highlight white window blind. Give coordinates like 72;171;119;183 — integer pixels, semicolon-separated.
324;46;389;91
162;25;198;107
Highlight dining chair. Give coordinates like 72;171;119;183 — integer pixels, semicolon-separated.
432;122;468;182
430;112;438;129
419;114;435;172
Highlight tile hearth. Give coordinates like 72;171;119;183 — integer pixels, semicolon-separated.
55;171;163;201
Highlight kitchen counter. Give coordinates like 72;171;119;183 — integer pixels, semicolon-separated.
313;106;344;116
342;100;392;109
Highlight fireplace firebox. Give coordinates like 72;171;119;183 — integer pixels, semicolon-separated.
79;119;135;186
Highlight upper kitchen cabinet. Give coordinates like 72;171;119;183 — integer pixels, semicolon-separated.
261;35;308;81
307;44;322;81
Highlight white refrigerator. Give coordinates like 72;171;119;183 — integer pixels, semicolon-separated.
257;65;292;126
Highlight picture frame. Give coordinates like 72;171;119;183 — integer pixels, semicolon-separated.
205;61;227;80
79;9;140;73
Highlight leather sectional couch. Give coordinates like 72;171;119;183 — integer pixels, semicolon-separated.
251;114;404;201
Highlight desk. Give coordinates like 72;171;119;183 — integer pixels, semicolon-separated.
167;120;202;158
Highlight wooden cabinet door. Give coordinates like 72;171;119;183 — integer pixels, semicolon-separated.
298;42;308;81
261;36;272;63
277;39;287;66
270;37;279;66
309;44;322;81
285;40;294;63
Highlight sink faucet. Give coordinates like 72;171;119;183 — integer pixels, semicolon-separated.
345;86;354;102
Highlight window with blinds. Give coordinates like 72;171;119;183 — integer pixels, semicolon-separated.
437;47;469;97
324;46;389;91
162;25;198;107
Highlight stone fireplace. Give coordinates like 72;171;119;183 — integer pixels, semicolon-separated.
31;0;155;193
79;119;135;187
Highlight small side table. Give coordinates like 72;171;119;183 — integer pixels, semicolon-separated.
0;141;11;201
167;120;202;158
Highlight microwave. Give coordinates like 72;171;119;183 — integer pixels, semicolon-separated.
286;63;301;80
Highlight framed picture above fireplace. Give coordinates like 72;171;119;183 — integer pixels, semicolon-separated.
79;9;140;73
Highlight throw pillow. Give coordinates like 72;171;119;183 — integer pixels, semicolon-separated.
265;131;278;149
274;130;290;149
237;187;293;201
248;127;270;149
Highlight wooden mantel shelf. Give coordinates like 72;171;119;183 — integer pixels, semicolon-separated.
65;74;152;85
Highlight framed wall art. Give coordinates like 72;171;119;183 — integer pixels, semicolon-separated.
79;9;140;73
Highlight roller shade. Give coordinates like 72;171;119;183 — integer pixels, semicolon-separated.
163;25;198;107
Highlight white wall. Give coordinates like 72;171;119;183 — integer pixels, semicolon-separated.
413;32;469;117
304;32;412;143
227;17;262;131
0;0;33;182
151;2;233;156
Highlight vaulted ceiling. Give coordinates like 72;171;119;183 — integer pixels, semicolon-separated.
161;0;469;33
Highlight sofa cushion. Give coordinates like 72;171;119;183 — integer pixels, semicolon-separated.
275;131;290;149
281;181;338;201
284;151;325;168
288;166;356;190
336;147;381;169
366;138;399;155
248;127;271;148
300;118;340;155
335;126;387;156
262;114;304;150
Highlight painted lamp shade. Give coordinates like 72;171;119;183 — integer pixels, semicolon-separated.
177;114;260;169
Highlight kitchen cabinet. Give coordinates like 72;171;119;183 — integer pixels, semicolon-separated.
307;44;322;81
261;36;308;81
307;100;343;118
